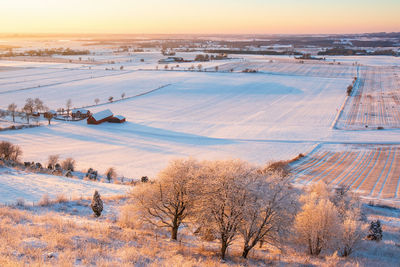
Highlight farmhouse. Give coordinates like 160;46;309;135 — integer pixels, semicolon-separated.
87;109;113;125
108;115;126;123
72;108;91;119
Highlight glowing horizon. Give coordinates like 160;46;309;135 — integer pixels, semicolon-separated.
0;0;399;35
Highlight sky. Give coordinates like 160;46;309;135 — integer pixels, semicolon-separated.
0;0;399;34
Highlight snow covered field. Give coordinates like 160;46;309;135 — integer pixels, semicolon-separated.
0;60;353;177
1;53;400;200
0;166;128;205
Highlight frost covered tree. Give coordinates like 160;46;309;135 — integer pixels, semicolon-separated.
294;196;341;256
132;158;199;240
192;160;253;259
294;181;363;257
294;182;341;256
239;172;297;258
7;103;17;123
338;211;363;257
91;190;103;217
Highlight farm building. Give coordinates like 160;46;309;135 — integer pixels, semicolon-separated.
72;109;91;119
87;109;113;125
108;115;126;123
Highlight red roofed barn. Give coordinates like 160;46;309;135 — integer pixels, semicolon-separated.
108;115;126;123
87;109;113;125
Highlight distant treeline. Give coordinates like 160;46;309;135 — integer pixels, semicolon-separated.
1;48;90;57
205;49;302;56
318;48;399;56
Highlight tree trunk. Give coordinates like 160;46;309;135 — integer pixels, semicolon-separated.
171;225;178;240
221;241;228;259
242;246;251;258
308;238;313;255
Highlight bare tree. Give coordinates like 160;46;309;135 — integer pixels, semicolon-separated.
106;167;117;182
22;98;35;124
94;98;100;105
239;173;297;258
132;158;199;240
44;112;54;125
7;103;17;123
108;96;113;103
193;160;252;259
34;98;45;113
66;99;72;117
121;92;126;99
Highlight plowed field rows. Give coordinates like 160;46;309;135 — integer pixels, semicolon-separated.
291;144;400;199
336;66;400;129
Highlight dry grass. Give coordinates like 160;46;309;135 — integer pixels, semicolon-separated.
0;199;398;266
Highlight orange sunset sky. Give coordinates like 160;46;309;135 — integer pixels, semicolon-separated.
0;0;399;34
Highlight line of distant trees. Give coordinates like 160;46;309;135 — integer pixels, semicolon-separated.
205;49;302;56
1;48;90;57
318;47;398;56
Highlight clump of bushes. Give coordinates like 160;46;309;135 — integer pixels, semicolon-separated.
0;141;22;162
347;85;353;96
86;168;98;180
242;68;258;73
61;158;75;172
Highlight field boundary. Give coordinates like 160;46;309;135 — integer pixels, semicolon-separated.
331;65;360;129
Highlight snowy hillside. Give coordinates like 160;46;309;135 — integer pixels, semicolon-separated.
0;166;129;205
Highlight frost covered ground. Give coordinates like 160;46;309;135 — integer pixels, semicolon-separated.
0;194;398;266
0;166;129;205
